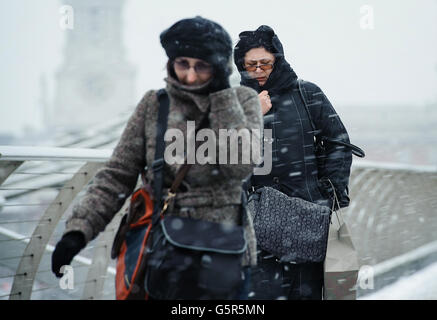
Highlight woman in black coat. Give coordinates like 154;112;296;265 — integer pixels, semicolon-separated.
234;25;353;300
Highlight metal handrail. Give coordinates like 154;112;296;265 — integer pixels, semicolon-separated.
0;146;112;162
1;145;436;173
352;159;437;173
0;147;113;300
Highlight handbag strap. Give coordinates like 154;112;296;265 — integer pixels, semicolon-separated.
161;108;211;212
297;79;318;133
326;178;343;226
151;89;194;226
150;91;212;227
151;89;171;227
320;136;365;158
297;79;365;158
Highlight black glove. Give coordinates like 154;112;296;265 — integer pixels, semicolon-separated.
51;231;86;278
208;76;231;93
208;64;231;93
317;177;350;210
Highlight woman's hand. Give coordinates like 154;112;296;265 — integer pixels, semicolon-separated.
52;231;86;278
258;90;272;115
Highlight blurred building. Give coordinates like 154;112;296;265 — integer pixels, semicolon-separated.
52;0;136;134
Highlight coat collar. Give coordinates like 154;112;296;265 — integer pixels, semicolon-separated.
165;75;211;113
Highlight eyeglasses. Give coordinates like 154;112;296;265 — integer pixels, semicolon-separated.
173;59;213;75
244;63;274;72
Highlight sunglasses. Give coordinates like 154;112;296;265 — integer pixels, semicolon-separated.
173;59;213;75
244;63;274;72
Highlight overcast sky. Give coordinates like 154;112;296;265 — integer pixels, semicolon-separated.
1;0;437;136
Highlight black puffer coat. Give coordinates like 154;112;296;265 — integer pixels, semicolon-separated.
235;30;352;209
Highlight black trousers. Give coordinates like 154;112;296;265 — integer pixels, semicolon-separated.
248;250;324;300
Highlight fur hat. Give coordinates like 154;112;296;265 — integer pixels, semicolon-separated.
160;16;233;78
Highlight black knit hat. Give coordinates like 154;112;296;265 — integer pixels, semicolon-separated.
160;16;233;77
234;25;284;72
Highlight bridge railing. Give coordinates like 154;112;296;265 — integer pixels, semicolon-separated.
0;146;119;300
1;146;436;299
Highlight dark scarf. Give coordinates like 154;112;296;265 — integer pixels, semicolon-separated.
239;56;298;95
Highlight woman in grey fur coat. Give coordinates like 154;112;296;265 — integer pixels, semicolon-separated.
51;16;263;299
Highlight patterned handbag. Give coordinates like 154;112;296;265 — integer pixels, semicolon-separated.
247;186;331;263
